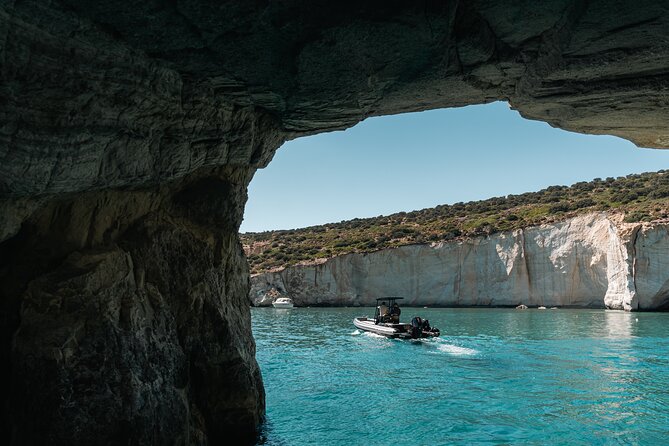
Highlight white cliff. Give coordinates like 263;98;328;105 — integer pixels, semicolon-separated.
250;213;669;311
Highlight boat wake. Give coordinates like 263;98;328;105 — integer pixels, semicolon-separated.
353;326;478;354
436;343;479;356
361;331;387;339
351;328;386;339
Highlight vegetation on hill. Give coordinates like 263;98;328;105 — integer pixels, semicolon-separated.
241;170;669;274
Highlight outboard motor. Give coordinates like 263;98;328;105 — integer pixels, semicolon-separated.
422;319;440;337
410;316;423;339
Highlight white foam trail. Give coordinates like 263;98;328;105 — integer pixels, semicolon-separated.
437;344;478;356
362;331;386;339
351;330;361;336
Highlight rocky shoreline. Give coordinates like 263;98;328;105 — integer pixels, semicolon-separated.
251;213;669;311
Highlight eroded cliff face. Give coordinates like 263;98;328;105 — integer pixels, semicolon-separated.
251;214;669;311
1;168;264;444
2;0;669;443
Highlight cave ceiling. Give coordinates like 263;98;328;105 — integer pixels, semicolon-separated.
1;0;669;202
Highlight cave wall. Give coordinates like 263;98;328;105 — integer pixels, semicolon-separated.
1;168;264;444
2;0;669;443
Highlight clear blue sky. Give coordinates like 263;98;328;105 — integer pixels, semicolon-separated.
241;102;669;233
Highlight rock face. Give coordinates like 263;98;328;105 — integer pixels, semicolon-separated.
2;0;669;443
251;214;669;311
1;168;264;444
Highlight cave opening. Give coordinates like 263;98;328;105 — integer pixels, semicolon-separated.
3;0;669;443
242;102;669;234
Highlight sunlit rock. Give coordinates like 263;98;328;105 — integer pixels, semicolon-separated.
251;214;668;311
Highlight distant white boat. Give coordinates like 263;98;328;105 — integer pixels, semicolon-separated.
272;297;294;308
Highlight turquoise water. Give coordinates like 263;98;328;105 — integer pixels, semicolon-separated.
252;308;669;445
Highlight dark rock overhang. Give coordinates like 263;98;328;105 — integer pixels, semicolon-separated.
2;0;669;202
1;1;669;444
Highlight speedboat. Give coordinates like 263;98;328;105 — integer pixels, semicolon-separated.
272;297;294;308
353;297;440;339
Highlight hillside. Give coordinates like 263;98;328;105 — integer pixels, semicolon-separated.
241;170;669;274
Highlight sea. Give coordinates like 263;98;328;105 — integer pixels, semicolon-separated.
252;307;669;445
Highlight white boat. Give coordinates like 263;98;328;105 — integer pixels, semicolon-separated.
353;297;440;339
272;297;294;308
354;317;408;337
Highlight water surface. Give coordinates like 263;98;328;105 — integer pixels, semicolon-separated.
252;308;669;445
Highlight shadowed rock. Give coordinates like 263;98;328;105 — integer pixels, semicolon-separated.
1;0;669;443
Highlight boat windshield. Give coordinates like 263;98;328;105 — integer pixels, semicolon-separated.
374;297;403;322
375;297;403;307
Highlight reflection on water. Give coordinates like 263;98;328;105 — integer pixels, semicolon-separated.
603;310;634;339
253;308;669;446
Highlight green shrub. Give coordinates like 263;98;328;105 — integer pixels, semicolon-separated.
549;202;571;213
242;170;669;273
623;211;647;223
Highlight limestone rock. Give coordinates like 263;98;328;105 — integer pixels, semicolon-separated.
1;169;263;444
251;214;669;311
3;1;669;443
633;225;669;309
